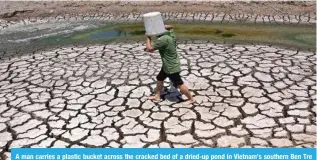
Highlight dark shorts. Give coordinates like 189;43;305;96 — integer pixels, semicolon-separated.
156;68;184;87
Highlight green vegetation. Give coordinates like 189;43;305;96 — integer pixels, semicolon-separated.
68;22;315;51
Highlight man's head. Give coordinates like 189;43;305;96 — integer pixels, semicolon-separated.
156;28;171;38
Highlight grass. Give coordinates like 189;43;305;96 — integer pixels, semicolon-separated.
67;22;315;51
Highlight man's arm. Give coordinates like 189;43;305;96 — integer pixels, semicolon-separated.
146;36;155;52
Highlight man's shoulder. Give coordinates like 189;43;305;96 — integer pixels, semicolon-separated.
155;35;169;43
158;35;173;41
159;34;170;39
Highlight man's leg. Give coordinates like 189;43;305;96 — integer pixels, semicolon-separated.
169;72;195;104
148;81;164;101
148;68;166;101
178;84;195;104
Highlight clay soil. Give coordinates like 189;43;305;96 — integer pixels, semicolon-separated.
0;1;315;20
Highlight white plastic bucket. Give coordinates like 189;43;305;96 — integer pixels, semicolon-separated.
142;12;165;36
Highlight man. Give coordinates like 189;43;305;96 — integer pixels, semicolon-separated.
145;25;195;104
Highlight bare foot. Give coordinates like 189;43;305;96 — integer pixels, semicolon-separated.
186;99;195;104
148;95;161;101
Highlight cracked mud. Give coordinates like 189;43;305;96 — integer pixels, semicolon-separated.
0;41;316;159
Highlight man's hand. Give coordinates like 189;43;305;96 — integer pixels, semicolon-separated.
146;36;154;52
165;25;173;30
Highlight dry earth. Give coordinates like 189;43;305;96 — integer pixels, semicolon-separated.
0;1;316;159
0;42;316;160
0;1;315;20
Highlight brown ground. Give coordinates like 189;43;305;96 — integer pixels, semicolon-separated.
0;1;315;20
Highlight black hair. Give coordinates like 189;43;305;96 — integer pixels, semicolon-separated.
157;34;164;38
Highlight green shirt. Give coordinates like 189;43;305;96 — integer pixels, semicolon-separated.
153;29;181;74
